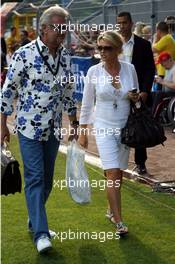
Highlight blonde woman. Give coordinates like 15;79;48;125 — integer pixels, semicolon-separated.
134;21;146;37
78;31;139;235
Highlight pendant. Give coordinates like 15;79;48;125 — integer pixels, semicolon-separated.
113;99;117;109
113;90;118;109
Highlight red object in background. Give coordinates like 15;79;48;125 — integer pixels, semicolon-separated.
157;51;172;63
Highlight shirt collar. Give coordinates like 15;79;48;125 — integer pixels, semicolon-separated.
36;36;63;56
125;34;135;45
36;37;49;53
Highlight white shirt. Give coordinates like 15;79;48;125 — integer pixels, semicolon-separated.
119;34;134;63
80;60;139;129
164;63;175;92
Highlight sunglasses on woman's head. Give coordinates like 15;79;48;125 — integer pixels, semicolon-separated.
97;46;114;52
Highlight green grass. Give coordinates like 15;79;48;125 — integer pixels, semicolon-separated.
1;136;175;264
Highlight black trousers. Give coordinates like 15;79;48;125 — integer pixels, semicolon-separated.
135;147;147;165
134;94;151;166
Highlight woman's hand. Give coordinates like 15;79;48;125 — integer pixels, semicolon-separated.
78;134;88;149
139;92;148;103
127;91;140;103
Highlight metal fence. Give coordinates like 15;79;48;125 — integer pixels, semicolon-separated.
2;0;175;35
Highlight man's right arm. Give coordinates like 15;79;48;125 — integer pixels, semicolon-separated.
1;51;24;144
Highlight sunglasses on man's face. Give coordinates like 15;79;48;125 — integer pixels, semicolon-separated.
97;46;114;52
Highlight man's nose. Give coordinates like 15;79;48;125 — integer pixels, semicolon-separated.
119;24;124;29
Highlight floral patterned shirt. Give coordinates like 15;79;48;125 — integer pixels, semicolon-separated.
1;37;76;141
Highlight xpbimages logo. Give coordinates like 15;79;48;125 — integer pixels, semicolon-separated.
53;22;120;34
53;229;120;242
53;126;121;139
53;73;121;86
53;178;121;191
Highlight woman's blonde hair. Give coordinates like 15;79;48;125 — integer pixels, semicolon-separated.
97;31;123;52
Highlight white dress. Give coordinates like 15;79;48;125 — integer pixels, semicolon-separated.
80;60;139;170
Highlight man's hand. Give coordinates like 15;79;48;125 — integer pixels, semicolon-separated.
68;115;79;141
68;125;79;142
78;134;88;149
155;76;164;84
152;33;161;45
1;114;10;145
1;124;10;145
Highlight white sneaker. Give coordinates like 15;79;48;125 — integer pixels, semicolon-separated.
36;235;52;253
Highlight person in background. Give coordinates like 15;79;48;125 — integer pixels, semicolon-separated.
133;21;146;37
28;27;37;40
165;16;175;39
1;6;78;253
142;25;152;42
79;30;139;235
117;11;155;175
20;30;31;46
156;52;175;92
152;51;175;115
152;21;175;90
6;27;19;55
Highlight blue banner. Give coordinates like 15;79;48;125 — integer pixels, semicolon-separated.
71;56;93;101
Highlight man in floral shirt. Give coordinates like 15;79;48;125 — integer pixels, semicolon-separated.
1;6;78;253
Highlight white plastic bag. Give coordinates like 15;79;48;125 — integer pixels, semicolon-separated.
66;140;91;204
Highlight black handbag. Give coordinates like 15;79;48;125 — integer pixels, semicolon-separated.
121;100;167;148
1;143;22;195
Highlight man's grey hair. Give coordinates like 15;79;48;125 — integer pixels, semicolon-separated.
39;5;69;35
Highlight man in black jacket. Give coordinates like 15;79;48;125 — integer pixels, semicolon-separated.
117;12;155;174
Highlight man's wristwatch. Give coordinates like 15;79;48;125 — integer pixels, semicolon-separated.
70;120;79;126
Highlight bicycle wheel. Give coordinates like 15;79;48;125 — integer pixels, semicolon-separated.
158;99;173;127
167;97;175;126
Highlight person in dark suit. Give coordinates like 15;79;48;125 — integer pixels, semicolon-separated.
117;12;155;174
